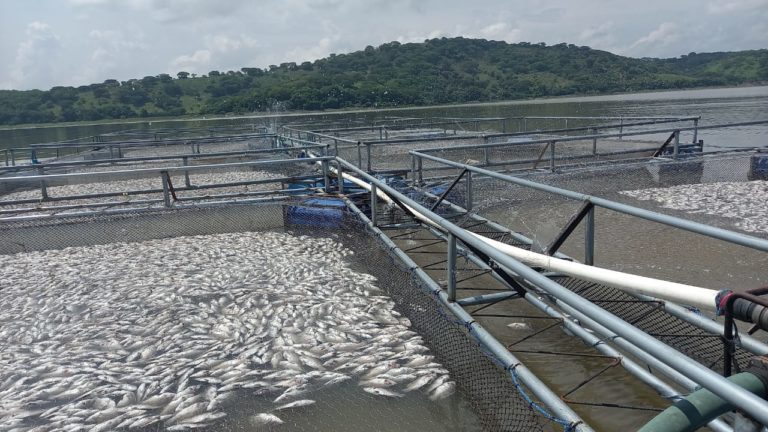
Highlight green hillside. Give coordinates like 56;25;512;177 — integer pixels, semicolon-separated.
1;37;766;125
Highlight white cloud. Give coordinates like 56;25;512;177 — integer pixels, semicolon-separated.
627;22;680;56
71;28;148;83
68;0;109;5
169;33;263;74
479;22;523;43
68;0;252;23
579;22;615;46
6;22;62;90
2;0;767;89
395;30;444;44
171;50;212;71
707;0;768;14
286;36;338;63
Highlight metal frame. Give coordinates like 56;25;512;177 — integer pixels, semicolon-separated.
3;132;275;166
410;150;768;253
336;156;768;426
409;119;766;177
0;157;332;217
342;195;592;431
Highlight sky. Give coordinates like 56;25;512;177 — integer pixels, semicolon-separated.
1;0;767;91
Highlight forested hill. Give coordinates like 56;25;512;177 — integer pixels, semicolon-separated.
2;37;767;125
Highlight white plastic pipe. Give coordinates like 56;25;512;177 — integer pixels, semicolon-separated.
336;165;720;311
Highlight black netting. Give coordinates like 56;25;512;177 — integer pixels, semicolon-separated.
553;277;753;373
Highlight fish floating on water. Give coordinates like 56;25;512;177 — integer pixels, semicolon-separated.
0;231;455;431
620;180;768;234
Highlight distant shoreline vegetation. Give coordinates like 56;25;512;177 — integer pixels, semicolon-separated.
1;37;766;126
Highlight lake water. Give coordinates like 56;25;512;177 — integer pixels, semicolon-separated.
2;86;768;150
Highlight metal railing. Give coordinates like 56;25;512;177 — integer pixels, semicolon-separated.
3;132;276;167
410;149;768;254
0;157;333;218
278;117;711;174
0;144;327;175
409;119;768;178
335;156;768;426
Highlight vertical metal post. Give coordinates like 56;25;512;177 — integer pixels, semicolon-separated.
692;118;699;144
38;167;48;200
585;206;595;265
447;234;457;302
322;160;330;193
333;138;338;156
109;146;114;160
11;149;15;166
337;161;345;194
465;170;473;211
4;149;8;166
411;154;417;182
549;140;556;172
502;118;507;133
357;142;362;168
592;128;598;155
523;118;527;132
56;148;60;159
483;147;490;166
366;143;372;172
417;155;423;185
182;157;191;188
565;118;568;129
370;184;378;227
673;130;680;159
379;126;383;140
161;172;171;207
196;144;200;154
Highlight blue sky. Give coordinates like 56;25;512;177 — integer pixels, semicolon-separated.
1;0;767;90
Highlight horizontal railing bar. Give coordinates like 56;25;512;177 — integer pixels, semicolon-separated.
416;120;768;152
279;126;359;144
0;157;331;184
0;174;317;205
362;118;704;145
28;133;274;149
0;146;328;172
516;116;698;120
0;194;298;222
411;151;768;253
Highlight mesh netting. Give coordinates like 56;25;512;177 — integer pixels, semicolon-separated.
401;151;767;376
0;201;550;431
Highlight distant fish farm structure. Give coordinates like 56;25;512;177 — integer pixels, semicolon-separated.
1;114;768;431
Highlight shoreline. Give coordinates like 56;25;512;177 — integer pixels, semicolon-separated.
2;84;767;132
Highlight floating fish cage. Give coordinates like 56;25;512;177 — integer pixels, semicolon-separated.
1;116;768;432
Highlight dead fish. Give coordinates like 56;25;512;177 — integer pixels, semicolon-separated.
362;387;403;398
429;381;456;400
250;412;284;426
